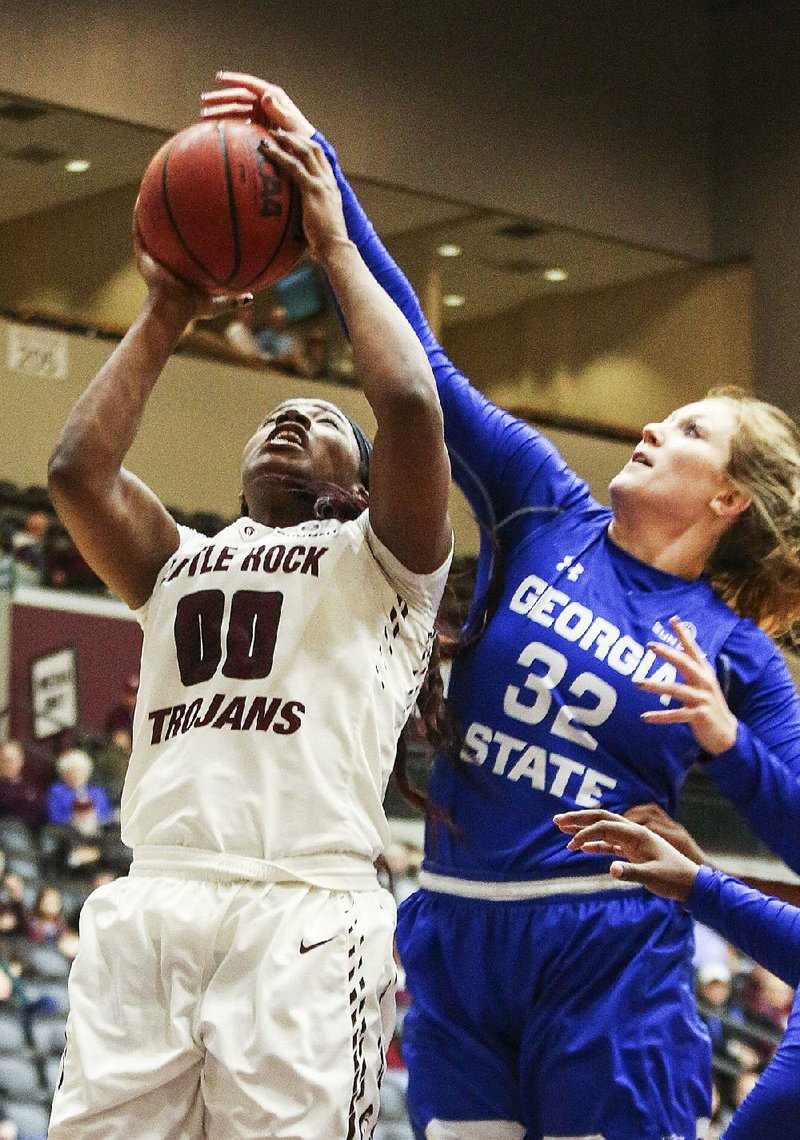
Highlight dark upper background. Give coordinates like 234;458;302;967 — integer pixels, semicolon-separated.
0;0;797;492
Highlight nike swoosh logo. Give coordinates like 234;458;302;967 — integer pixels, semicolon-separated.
299;937;335;954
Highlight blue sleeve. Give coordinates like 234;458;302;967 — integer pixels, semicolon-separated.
687;866;800;988
314;131;590;537
90;785;112;825
704;627;800;873
47;784;71;825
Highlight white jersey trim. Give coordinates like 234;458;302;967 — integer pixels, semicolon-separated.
130;845;381;890
418;870;642;900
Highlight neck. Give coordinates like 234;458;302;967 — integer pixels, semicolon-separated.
607;510;724;580
246;481;317;530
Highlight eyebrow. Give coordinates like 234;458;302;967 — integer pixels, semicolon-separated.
670;410;709;425
263;403;349;428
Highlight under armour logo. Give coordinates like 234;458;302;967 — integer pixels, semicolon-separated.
555;555;585;581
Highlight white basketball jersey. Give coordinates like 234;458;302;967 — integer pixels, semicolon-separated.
122;513;451;887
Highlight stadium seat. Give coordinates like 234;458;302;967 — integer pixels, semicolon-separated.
28;1012;67;1058
0;1009;26;1053
374;1124;414;1140
378;1071;408;1121
42;1054;62;1097
3;1095;51;1140
0;1053;45;1099
5;854;41;882
0;821;37;858
21;943;71;982
23;979;70;1016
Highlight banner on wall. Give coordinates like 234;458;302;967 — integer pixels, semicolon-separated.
30;646;78;739
6;323;68;380
8;587;142;751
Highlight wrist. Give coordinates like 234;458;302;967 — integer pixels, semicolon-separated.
143;288;196;333
310;233;356;266
706;715;739;757
676;857;701;902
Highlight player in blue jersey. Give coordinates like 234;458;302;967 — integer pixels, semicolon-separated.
556;809;800;1139
202;75;800;1140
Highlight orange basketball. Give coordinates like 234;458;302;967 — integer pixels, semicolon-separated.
134;119;305;294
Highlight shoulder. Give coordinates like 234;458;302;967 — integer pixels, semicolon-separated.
719;615;795;703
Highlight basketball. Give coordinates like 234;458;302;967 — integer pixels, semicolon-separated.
134;118;306;294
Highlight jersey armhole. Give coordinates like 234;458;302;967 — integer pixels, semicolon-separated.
363;514;453;615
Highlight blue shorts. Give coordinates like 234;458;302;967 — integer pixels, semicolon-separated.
724;991;800;1139
395;885;711;1140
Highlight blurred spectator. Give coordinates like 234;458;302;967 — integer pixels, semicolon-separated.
47;748;112;828
223;304;265;361
42;824;104;879
11;509;50;584
696;961;747;1060
92;727;132;807
254;303;308;374
692;920;732;974
740;962;795;1034
42;520;102;592
26;885;79;961
104;675;138;738
0;739;46;827
89;868;118;892
0;855;26;937
0;943;57;1028
302;326;330;378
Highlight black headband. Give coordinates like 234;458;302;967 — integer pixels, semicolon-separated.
345;414;373;489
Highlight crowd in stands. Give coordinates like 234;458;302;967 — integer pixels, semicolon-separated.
0;481;233;595
0;716;134;1137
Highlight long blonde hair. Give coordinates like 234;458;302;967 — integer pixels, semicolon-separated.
706;387;800;636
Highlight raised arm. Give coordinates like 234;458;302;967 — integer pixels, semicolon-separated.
47;236;248;609
201;74;588;539
263;129;451;572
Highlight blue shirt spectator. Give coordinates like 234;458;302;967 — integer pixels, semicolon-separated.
47;748;112;827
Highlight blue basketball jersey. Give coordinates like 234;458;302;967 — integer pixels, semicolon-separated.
318;132;800;882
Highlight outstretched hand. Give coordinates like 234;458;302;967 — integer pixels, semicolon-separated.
257;131;348;263
623;801;707;864
200;71;315;137
553;808;701;901
133;223;253;322
637;616;738;755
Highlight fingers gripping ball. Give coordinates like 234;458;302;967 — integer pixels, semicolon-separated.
134;119;305;293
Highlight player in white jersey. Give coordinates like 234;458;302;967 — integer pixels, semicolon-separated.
45;117;452;1139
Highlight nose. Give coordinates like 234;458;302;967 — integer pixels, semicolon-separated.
642;421;663;445
275;407;312;429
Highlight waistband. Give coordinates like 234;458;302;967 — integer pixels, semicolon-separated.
130;845;381;890
418;869;642;901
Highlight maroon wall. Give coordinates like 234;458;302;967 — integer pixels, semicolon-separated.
8;595;142;778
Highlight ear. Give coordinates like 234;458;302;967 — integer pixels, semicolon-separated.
710;482;752;521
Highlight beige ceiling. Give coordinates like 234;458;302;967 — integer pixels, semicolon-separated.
0;92;691;326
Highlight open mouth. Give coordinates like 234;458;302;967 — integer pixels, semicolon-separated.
266;424;307;449
631;449;652;467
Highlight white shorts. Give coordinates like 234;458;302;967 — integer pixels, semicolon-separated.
48;872;397;1139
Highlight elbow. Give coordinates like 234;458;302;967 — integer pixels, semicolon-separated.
47;439;93;506
380;360;443;423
